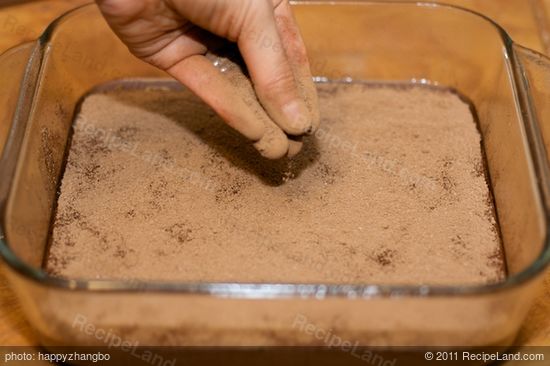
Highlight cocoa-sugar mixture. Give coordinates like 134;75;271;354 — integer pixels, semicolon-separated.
46;82;505;285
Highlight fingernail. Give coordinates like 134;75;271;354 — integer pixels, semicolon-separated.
282;100;311;135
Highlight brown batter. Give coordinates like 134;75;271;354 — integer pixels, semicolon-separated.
46;82;505;285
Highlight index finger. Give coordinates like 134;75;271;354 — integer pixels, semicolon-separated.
237;0;313;136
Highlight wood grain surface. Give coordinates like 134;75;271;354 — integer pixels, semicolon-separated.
0;0;549;348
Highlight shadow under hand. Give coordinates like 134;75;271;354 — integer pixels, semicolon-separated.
102;79;320;187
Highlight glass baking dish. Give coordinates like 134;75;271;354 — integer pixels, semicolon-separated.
1;1;550;348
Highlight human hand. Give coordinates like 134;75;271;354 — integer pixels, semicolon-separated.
95;0;320;158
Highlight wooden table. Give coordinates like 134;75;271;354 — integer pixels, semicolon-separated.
0;0;549;348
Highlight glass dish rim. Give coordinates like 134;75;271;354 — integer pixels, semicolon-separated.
0;0;549;299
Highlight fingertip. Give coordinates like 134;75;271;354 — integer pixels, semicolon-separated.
287;138;303;158
254;130;289;160
281;99;313;135
308;102;321;134
244;120;266;142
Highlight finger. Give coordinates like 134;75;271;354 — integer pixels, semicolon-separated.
253;124;290;160
287;137;304;158
205;52;290;159
137;25;207;70
167;55;265;141
237;0;312;136
274;0;320;132
169;54;290;159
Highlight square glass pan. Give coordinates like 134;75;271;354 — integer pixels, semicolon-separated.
1;1;550;347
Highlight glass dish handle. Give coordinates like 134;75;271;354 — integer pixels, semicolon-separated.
514;44;550;203
0;42;37;207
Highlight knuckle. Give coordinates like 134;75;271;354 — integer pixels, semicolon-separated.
259;71;298;103
223;9;247;41
225;0;266;41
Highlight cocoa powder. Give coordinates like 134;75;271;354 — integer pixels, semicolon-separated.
46;82;505;285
